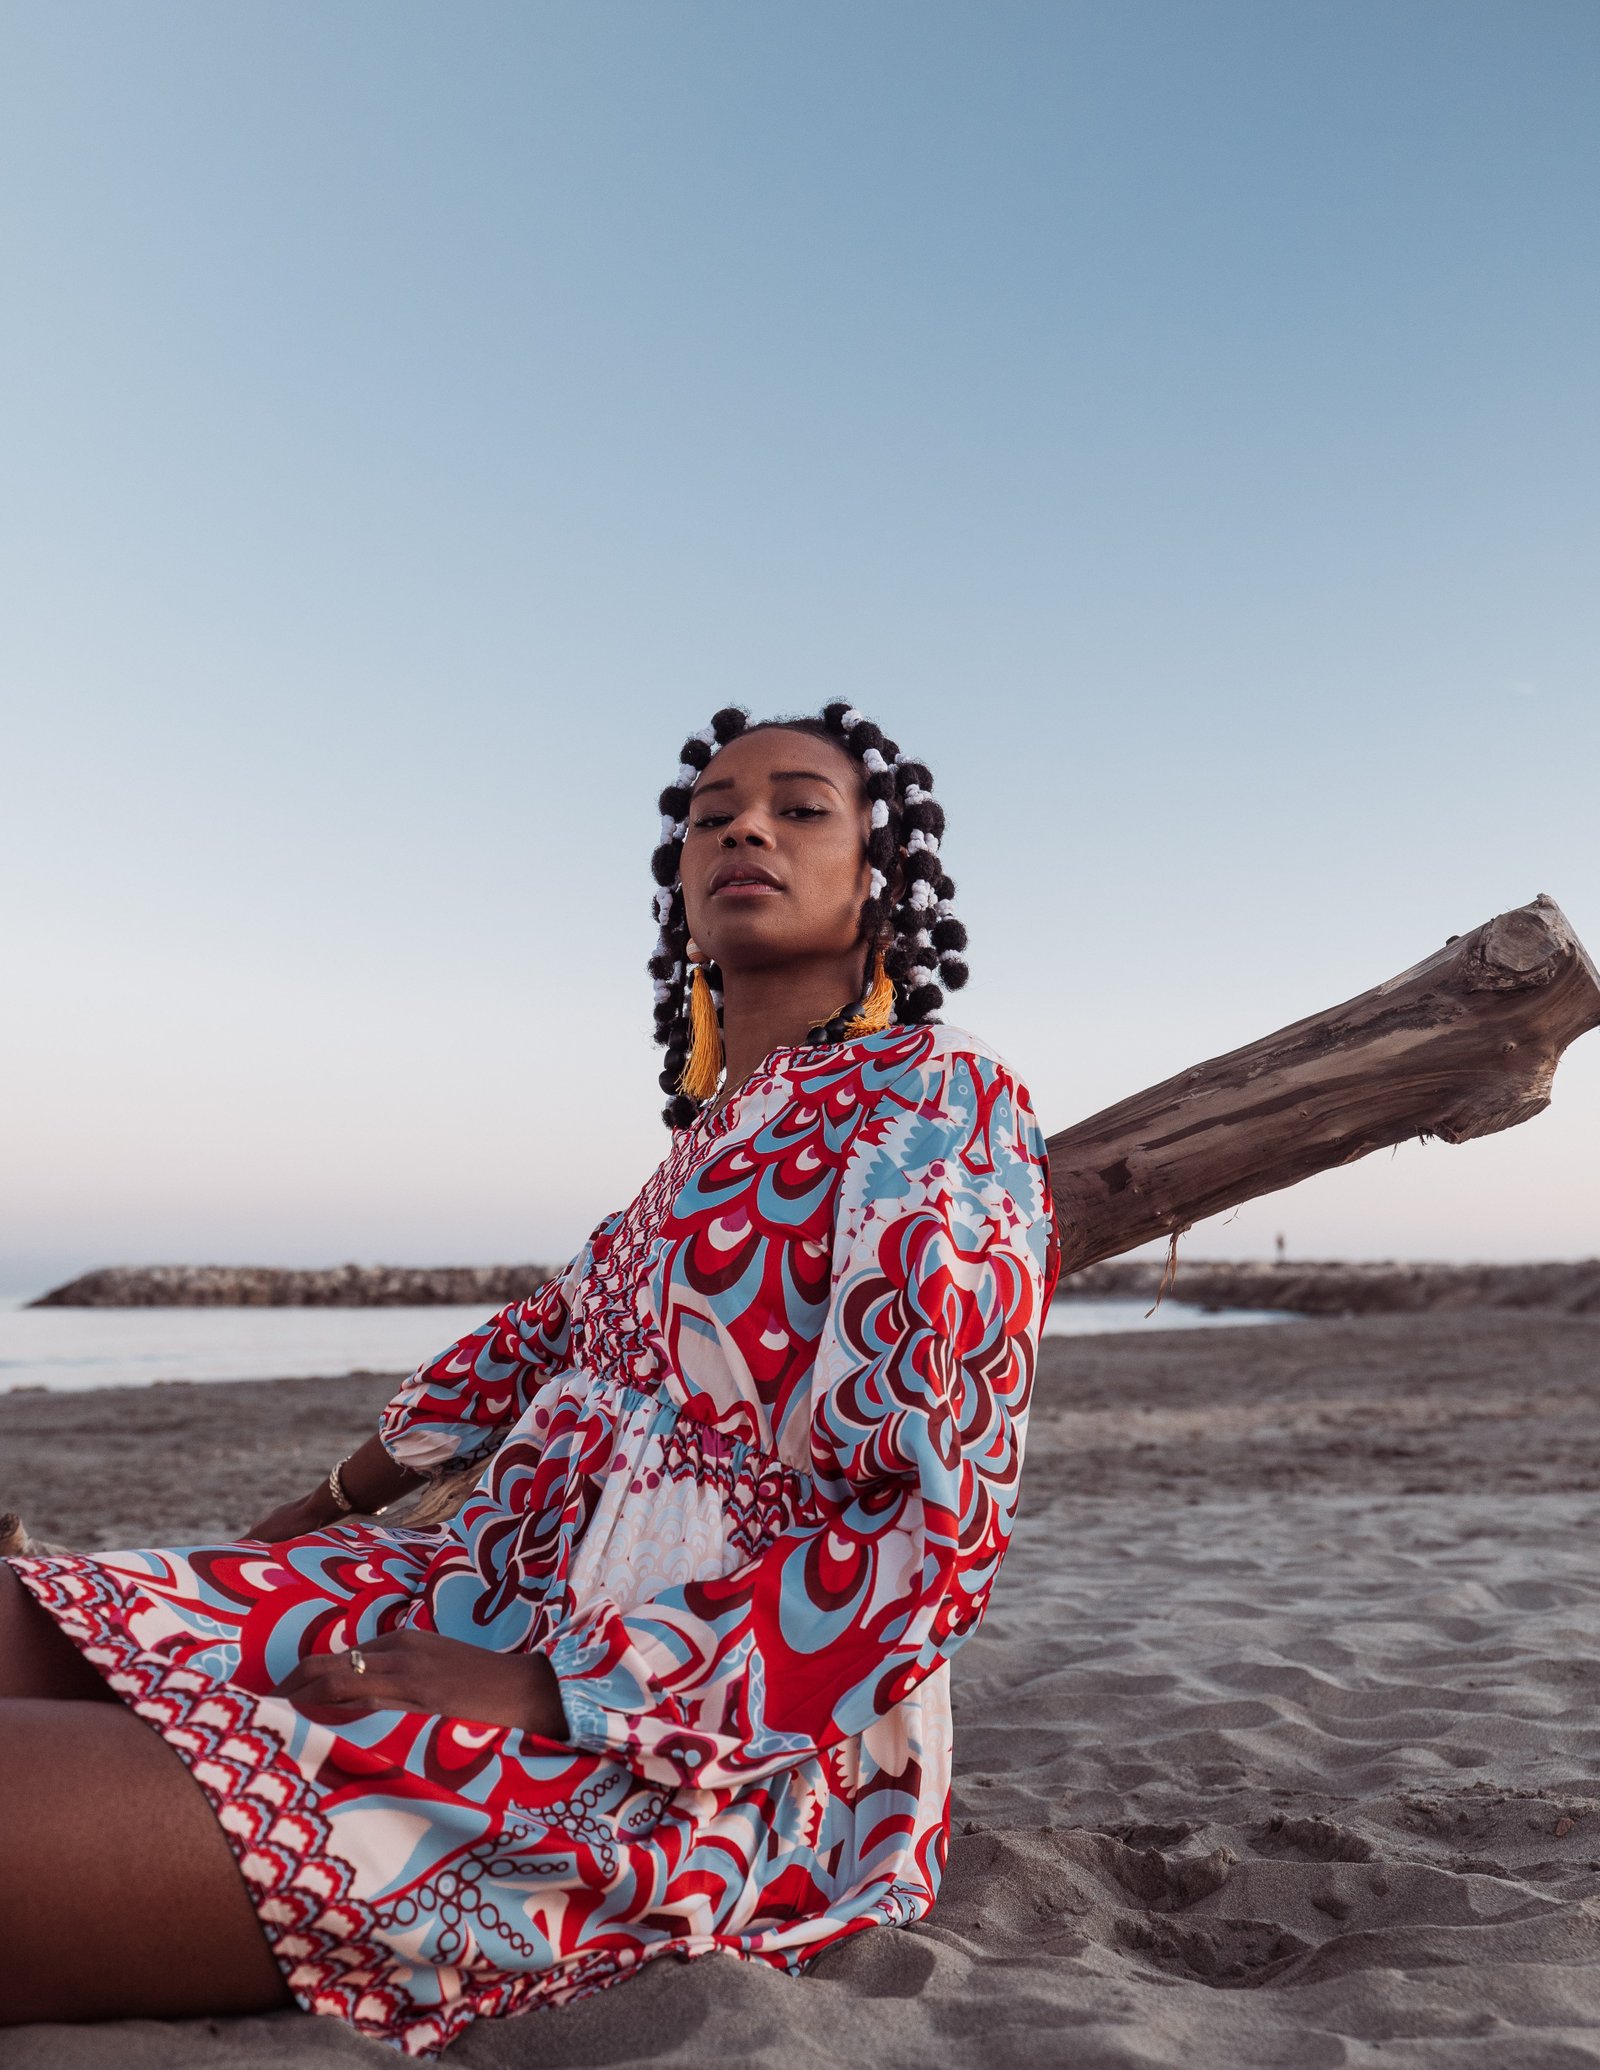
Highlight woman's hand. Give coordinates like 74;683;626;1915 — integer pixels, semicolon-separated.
272;1629;569;1739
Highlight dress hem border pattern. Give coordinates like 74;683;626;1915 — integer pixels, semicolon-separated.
5;1552;828;2057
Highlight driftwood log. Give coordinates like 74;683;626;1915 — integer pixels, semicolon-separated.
1046;894;1600;1275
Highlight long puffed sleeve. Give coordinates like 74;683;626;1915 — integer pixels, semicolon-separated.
378;1249;588;1474
546;1049;1058;1789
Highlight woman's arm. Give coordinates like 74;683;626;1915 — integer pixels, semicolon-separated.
377;1261;585;1473
247;1251;591;1543
246;1434;426;1544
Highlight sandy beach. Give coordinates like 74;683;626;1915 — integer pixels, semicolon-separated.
6;1311;1600;2065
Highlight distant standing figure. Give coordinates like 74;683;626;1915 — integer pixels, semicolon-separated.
1276;1231;1287;1262
1;704;1059;2055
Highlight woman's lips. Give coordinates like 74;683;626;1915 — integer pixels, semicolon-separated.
712;880;784;898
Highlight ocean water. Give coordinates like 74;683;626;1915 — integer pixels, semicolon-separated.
0;1304;498;1395
1042;1299;1290;1338
0;1296;1291;1395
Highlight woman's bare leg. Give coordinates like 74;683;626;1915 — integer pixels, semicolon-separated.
0;1701;294;2023
0;1570;293;2023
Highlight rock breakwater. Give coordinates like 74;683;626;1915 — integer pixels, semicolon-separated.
27;1264;556;1309
1066;1257;1600;1316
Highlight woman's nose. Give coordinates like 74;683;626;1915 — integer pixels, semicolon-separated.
720;812;774;847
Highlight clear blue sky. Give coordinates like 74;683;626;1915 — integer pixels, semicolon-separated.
3;0;1597;1296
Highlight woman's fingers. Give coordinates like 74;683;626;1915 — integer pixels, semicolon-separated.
274;1629;410;1697
274;1645;397;1716
274;1651;344;1696
346;1629;415;1659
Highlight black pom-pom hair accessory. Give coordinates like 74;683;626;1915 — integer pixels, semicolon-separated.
648;703;970;1128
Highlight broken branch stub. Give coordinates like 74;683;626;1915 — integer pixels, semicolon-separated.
1045;894;1600;1275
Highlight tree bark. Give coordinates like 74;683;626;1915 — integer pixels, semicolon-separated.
1046;895;1600;1276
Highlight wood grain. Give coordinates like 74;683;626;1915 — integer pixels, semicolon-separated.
1046;895;1600;1274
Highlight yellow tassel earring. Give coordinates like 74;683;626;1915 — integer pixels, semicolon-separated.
678;941;724;1102
842;950;896;1037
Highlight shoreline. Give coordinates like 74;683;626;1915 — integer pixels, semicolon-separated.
5;1308;1598;1545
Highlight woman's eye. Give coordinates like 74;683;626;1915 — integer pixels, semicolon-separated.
691;804;826;827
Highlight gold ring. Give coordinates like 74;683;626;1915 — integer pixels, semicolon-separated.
348;1646;367;1675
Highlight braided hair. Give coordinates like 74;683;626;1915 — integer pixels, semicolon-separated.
648;703;969;1128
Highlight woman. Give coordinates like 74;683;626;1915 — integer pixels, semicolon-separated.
0;703;1059;2054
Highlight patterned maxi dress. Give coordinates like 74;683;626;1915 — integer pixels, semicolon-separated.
8;1024;1058;2056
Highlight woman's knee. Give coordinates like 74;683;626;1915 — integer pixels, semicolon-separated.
0;1562;116;1702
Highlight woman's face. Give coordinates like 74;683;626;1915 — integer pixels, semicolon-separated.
679;729;872;975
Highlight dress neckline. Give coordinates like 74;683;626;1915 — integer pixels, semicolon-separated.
692;1026;902;1138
